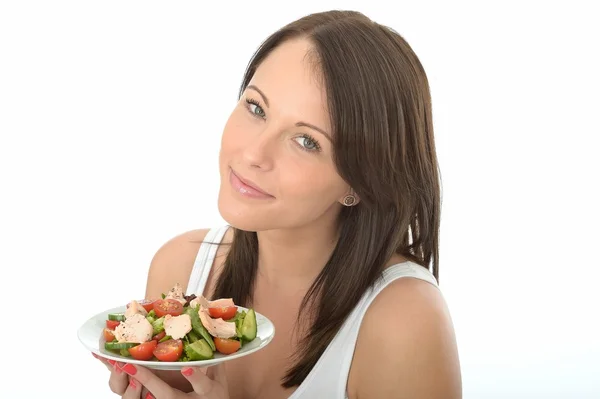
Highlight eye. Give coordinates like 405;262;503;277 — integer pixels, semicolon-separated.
294;134;321;152
245;98;266;118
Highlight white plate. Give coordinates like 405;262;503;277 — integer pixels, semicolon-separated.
77;304;275;370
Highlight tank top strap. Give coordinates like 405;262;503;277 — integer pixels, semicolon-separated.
185;225;230;296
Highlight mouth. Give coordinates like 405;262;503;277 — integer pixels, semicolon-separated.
229;168;275;199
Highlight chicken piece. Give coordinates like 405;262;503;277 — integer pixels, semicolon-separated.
189;296;235;310
165;283;187;305
125;300;148;319
113;313;153;343
198;308;236;339
163;314;192;340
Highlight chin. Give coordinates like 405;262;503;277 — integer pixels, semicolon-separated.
217;189;275;232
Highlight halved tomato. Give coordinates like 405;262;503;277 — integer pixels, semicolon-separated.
129;340;158;361
213;337;241;355
153;339;183;362
106;320;120;330
103;328;115;342
153;299;183;318
208;306;238;321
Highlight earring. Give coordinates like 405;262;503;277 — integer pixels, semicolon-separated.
342;195;357;207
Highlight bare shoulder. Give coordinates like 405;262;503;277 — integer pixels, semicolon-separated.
144;229;211;300
348;274;462;399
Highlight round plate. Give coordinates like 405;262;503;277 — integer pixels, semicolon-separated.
77;304;275;370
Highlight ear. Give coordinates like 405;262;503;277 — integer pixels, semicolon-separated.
339;190;360;207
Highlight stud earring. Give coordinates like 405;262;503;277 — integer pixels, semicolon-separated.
342;195;357;206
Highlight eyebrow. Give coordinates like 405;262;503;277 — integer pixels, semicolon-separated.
246;84;332;142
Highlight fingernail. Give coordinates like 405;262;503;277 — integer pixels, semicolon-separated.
145;393;155;399
92;353;98;359
181;367;193;377
121;363;137;376
108;360;116;366
129;378;137;389
113;363;122;374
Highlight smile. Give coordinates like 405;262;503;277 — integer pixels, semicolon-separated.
229;169;275;199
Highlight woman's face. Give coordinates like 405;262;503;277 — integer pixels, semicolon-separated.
218;38;352;232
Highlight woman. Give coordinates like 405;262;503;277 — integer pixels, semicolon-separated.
95;9;462;399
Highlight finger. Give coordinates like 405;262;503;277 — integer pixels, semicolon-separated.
108;361;130;395
118;363;173;398
206;363;227;388
92;352;116;372
122;377;143;399
181;366;225;397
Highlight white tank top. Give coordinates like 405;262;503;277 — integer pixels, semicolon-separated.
185;226;440;398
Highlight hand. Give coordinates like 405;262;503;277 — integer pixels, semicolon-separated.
92;353;229;399
92;352;132;396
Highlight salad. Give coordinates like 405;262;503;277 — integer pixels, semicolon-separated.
101;283;257;362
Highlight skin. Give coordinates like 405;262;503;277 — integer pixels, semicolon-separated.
95;38;462;398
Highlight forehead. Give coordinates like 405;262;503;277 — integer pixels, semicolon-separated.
248;38;330;130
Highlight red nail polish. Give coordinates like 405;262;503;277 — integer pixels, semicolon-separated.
129;378;137;388
145;393;155;399
121;363;137;376
181;367;193;377
108;360;116;366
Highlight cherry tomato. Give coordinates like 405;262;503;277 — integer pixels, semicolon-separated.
129;340;158;361
153;339;184;362
126;299;156;313
208;306;238;321
152;299;184;318
152;331;166;342
106;320;120;330
213;337;241;355
103;328;115;342
139;300;156;313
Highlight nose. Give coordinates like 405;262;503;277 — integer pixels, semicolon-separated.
241;125;277;171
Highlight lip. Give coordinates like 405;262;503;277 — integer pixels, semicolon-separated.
229;168;274;199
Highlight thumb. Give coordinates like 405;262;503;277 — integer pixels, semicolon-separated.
181;366;223;397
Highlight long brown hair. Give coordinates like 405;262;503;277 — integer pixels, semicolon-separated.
213;10;441;388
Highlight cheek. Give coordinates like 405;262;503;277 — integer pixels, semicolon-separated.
220;110;248;162
280;161;345;205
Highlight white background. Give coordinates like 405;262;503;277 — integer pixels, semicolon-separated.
1;1;598;398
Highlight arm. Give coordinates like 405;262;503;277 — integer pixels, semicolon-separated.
348;277;462;399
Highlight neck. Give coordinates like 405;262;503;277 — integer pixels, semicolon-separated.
256;217;339;291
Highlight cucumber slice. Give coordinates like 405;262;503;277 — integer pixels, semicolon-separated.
185;339;213;361
240;309;257;341
105;342;138;351
120;348;131;357
108;313;126;321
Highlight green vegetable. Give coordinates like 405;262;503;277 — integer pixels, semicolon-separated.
152;317;165;335
108;313;126;321
161;293;166;299
184;339;213;361
240;309;257;342
146;315;156;324
120;348;131;357
235;311;246;339
185;308;215;351
147;309;156;318
188;330;200;343
159;335;171;343
105;342;138;351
